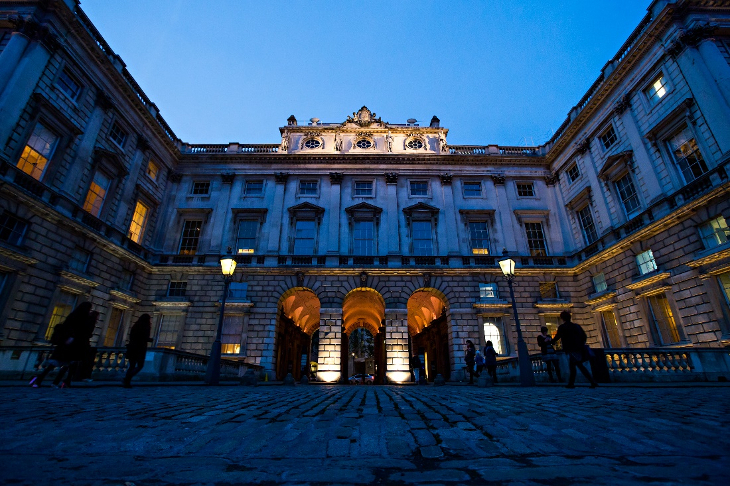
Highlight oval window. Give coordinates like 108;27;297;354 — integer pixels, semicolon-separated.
406;139;424;150
356;139;373;149
304;138;321;149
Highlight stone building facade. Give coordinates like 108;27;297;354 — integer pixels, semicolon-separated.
0;0;729;382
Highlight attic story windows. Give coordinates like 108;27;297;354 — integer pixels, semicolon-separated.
303;138;321;149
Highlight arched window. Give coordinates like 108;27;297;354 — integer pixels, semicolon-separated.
483;319;504;354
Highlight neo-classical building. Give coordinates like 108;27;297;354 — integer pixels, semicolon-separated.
0;0;729;383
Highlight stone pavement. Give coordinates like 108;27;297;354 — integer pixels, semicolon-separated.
1;383;729;485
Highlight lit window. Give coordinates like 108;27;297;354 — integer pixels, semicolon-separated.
410;181;428;196
236;220;258;254
167;281;187;297
577;206;598;244
599;126;618;150
645;75;668;104
525;222;548;256
155;314;182;348
469;221;490;255
483;319;504;354
16;123;58;180
355;139;373;149
566;163;580;184
412;220;433;256
668;127;708;183
44;291;78;341
354;181;373;196
293;220;316;255
601;310;621;348
303;138;321;149
719;273;730;309
127;200;149;244
191;181;210;195
544;316;562;351
244;180;264;195
406;139;423;150
0;212;29;246
228;282;248;300
82;171;111;217
517;183;535;197
592;273;607;293
539;282;559;300
103;307;125;347
699;216;730;249
69;247;91;273
353;220;374;255
463;182;481;197
299;181;318;195
146;160;159;182
646;293;682;344
221;314;246;355
178;220;202;255
636;249;657;275
615;174;641;217
479;283;498;299
109;122;127;148
56;70;82;101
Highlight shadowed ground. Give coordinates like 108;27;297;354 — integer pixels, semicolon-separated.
2;383;729;485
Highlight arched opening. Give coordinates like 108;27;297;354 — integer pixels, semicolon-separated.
342;288;386;384
276;287;320;381
408;288;450;382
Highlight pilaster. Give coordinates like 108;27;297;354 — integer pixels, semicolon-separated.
267;173;288;253
384;310;410;383
317;309;342;383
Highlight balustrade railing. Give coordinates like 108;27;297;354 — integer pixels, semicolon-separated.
448;145;538;156
605;349;693;377
183;144;279;154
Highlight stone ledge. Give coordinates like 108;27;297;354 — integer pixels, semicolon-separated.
626;271;671;290
585;291;617;306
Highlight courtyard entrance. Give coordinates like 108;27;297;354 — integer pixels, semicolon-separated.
408;289;451;382
341;288;386;384
275;288;320;381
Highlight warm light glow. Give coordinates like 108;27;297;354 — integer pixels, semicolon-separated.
317;371;340;383
499;257;515;276
387;371;412;384
220;256;236;276
652;78;666;99
237;248;254;254
221;343;240;354
472;248;489;255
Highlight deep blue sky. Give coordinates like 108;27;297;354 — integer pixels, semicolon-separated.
79;1;651;146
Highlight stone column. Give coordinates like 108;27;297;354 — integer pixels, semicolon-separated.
316;309;342;383
113;146;148;229
0;40;53;149
543;176;571;254
384;309;410;383
583;144;613;230
439;175;460;255
385;173;400;254
267;173;288;254
492;176;517;253
615;102;663;202
206;173;234;253
696;38;730;115
0;32;30;95
327;173;342;254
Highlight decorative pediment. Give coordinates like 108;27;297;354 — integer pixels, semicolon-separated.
345;202;383;223
345;106;383;127
566;186;592;211
598;150;633;181
93;147;129;176
403;202;440;225
288;202;325;220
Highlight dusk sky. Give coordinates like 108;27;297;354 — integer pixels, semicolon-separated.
79;1;651;146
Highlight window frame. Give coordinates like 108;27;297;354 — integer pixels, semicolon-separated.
154;313;185;349
221;312;248;356
515;182;536;198
698;215;730;250
297;179;320;197
598;125;618;151
644;72;670;107
235;219;260;255
0;211;30;247
243;179;265;197
599;309;623;348
352;219;376;256
68;246;92;274
479;283;499;300
524;221;549;256
82;169;112;218
178;219;203;255
645;292;684;345
614;172;642;219
127;199;151;245
15;121;60;182
353;180;375;198
167;281;188;298
636;249;658;276
462;181;483;198
408;180;430;198
54;67;84;103
292;218;317;255
666;126;709;184
108;120;129;150
468;220;491;255
592;273;608;294
482;316;508;355
576;204;599;245
190;181;211;196
146;159;160;183
566;162;581;184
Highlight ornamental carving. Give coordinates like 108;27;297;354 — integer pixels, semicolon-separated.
274;172;289;184
679;23;716;47
221;172;235;184
576;138;590;154
544;172;559;186
168;171;183;183
329;172;343;184
614;93;631;115
384;172;398;184
490;174;505;185
8;16;60;51
439;174;452;185
346;106;383;127
666;38;684;58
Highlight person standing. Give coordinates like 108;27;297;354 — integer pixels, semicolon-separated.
123;314;153;388
475;350;485;377
537;326;562;383
464;340;477;384
411;353;422;384
483;340;498;383
55;310;99;386
550;311;597;388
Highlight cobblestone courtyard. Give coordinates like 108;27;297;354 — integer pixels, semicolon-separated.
2;384;729;485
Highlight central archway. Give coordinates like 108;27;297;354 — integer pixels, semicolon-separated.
408;288;450;382
276;287;320;381
342;288;386;384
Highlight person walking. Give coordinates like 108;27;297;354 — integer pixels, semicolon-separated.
411;353;422;384
55;310;99;386
537;326;562;383
483;340;498;383
123;314;153;388
475;350;485;377
550;311;597;388
29;302;93;388
464;340;477;384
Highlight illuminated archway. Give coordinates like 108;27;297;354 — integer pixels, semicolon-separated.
408;288;450;382
341;288;386;384
276;287;320;381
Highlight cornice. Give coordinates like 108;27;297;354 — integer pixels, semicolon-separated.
473;301;512;309
625;271;671;290
59;270;100;288
534;301;574;309
635;285;673;298
152;300;192;308
0;244;39;266
585;291;617;306
109;289;141;303
686;245;730;268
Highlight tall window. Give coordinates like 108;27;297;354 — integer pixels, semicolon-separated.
544;316;562;351
156;314;182;348
615;174;641;217
483;318;505;354
293;220;316;254
469;221;490;255
354;181;373;196
103;308;125;347
525;222;548;256
69;247;91;273
0;212;28;246
636;249;657;275
167;281;187;297
56;69;82;101
109;122;127;148
299;181;318;195
600;310;622;348
221;314;246;355
719;273;730;309
479;283;498;299
236;220;258;254
119;271;135;291
599;126;618;150
577;206;598;244
593;273;607;293
146;160;159;182
82;172;111;217
463;182;481;197
244;180;264;195
699;216;730;249
191;181;210;195
410;181;428;196
17;123;58;180
645;74;668;104
412;220;433;256
128;201;149;244
566;163;580;184
178;220;202;255
668;127;708;183
44;291;78;341
646;294;682;344
353;220;374;255
539;282;559;299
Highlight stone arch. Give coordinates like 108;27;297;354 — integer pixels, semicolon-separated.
274;287;320;381
277;286;321;335
342;287;385;336
407;287;453;382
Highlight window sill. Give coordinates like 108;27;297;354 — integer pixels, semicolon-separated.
687;241;730;268
626;271;671;290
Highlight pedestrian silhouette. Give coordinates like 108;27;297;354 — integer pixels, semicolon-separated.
464;340;477;384
538;326;562;382
550;311;597;388
483;340;498;383
123;314;153;388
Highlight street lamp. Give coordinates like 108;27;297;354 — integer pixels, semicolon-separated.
498;252;536;386
205;247;237;385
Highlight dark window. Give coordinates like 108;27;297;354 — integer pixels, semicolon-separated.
412;220;433;255
601;310;621;348
468;221;490;255
56;70;82;101
104;307;125;347
668;128;708;183
293;220;316;254
577;206;598;244
120;271;135;291
228;282;248;300
69;247;91;273
406;139;423;150
525;222;548;256
479;283;498;299
236;220;258;254
355;139;373;149
539;282;559;299
410;181;428;196
303;138;321;149
463;182;481;197
353;220;374;255
0;212;28;246
167;281;187;297
566;163;580;184
646;293;682;344
191;181;210;195
517;183;535;197
178;220;202;255
599;126;617;150
354;181;373;196
615;174;641;216
299;181;318;195
245;180;264;195
109;122;128;148
592;273;607;293
156;314;182;348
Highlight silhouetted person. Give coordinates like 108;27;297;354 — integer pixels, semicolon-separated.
483;340;498;383
465;340;477;384
537;326;562;382
123;314;153;388
56;310;99;386
550;311;597;388
475;350;485;376
411;353;422;384
30;302;92;388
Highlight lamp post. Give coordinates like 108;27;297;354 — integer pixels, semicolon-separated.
498;253;536;387
205;248;237;385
